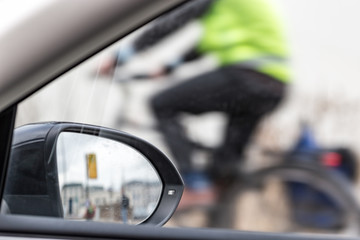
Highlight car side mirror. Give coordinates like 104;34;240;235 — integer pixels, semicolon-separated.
3;122;183;226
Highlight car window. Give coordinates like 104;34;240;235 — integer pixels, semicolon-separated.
5;0;360;237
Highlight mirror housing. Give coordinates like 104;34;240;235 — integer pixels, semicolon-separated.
4;122;183;226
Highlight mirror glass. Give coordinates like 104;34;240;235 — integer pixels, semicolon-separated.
56;132;162;224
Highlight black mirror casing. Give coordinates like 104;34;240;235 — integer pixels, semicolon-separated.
4;122;183;226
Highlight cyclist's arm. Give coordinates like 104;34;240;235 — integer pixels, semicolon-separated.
132;0;213;52
105;1;212;77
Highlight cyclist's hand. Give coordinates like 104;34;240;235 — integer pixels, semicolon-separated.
98;45;135;76
98;56;117;76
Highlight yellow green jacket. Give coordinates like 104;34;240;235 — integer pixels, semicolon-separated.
133;0;290;83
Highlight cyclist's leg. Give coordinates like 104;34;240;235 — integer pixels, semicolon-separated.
212;113;262;177
150;68;238;176
211;67;286;178
151;68;244;211
151;66;286;181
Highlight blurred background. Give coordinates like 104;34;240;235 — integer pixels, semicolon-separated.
4;0;360;236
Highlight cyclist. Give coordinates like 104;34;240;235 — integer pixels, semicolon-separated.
99;0;290;204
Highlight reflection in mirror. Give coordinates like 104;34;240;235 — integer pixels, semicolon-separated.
56;132;162;224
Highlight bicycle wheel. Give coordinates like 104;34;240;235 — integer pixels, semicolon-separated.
209;162;360;236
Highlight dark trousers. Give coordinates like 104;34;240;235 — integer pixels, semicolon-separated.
150;65;286;175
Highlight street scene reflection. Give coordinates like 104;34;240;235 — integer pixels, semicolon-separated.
56;132;162;224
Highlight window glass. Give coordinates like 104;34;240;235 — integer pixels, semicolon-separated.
6;0;360;237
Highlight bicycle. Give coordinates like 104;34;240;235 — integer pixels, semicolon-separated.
165;145;360;235
208;152;360;233
110;73;360;236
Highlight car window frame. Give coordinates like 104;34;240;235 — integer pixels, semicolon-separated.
0;1;358;239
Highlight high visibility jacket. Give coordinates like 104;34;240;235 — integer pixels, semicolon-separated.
198;0;290;83
133;0;290;83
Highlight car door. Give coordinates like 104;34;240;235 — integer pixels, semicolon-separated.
0;0;359;240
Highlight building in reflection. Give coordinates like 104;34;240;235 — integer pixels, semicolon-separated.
61;180;161;222
123;181;162;220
